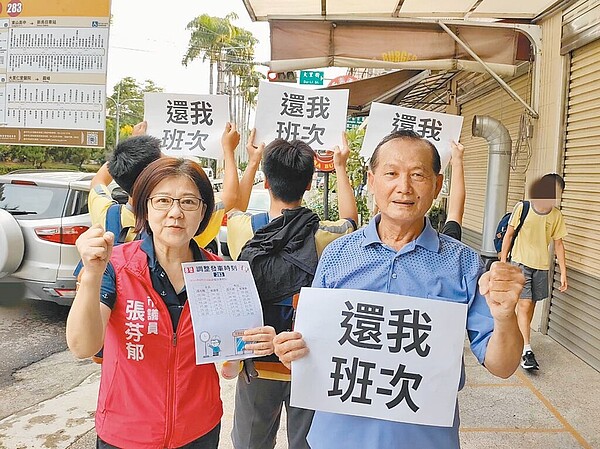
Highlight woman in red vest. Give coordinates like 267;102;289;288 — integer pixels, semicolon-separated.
67;157;275;449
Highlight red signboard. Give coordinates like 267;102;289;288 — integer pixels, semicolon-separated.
314;150;335;172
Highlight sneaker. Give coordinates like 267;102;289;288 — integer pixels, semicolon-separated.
521;350;539;370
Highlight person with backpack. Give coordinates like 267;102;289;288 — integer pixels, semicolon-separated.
88;121;156;244
88;121;238;249
500;173;568;370
221;129;358;449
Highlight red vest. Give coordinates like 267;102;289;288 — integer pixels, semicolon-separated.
96;240;222;449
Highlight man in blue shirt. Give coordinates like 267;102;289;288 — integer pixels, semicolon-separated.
273;130;525;449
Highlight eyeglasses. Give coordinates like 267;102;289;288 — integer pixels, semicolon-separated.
148;195;204;211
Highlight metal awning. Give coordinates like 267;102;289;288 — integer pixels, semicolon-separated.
243;0;564;21
324;69;424;113
325;69;467;116
268;18;540;116
268;18;535;77
242;2;553;117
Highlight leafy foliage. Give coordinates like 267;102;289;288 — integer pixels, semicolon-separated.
0;144;104;170
428;203;447;231
303;127;371;225
182;13;263;145
105;77;163;152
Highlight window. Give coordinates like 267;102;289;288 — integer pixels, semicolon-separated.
67;189;90;217
0;183;68;220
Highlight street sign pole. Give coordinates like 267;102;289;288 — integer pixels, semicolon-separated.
323;172;330;220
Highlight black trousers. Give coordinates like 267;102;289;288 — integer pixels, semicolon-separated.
97;422;220;449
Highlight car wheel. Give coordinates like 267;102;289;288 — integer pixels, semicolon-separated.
0;209;24;278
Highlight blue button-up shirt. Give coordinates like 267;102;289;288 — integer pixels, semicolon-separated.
307;216;494;449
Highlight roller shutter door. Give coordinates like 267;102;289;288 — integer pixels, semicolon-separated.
548;39;600;371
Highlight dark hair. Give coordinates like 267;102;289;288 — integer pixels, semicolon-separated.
529;173;565;199
108;135;162;194
541;173;565;191
369;130;441;175
263;139;314;202
131;157;215;236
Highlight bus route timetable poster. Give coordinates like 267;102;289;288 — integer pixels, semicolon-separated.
0;0;110;148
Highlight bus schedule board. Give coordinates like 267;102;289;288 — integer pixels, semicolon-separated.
0;0;110;148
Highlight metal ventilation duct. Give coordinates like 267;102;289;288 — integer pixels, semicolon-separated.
472;115;512;259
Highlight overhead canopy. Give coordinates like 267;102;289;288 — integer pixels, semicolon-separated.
324;69;425;113
268;19;533;76
243;0;563;21
325;69;465;116
242;1;546;117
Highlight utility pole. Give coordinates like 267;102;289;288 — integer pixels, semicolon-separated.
106;84;143;146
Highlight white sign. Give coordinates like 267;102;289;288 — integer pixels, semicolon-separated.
361;103;464;171
0;1;110;148
253;81;349;150
291;287;467;427
145;92;229;160
182;261;263;365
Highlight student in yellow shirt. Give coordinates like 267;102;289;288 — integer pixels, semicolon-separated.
222;129;358;449
500;173;568;370
88;121;238;249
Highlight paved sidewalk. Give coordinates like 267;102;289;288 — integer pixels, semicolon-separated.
459;332;599;449
0;332;598;449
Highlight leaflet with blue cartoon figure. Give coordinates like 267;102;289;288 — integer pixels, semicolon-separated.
182;261;263;365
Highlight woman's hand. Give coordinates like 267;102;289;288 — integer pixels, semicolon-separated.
76;225;114;277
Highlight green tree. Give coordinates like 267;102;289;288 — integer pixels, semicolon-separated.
304;127;370;225
182;13;237;95
105;77;163;152
15;145;49;169
0;145;19;162
182;13;263;148
48;147;89;170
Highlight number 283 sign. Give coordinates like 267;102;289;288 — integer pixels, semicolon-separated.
2;0;24;16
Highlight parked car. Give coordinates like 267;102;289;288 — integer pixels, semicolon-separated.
219;189;270;257
0;170;94;305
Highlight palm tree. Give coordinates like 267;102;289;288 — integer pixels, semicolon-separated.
182;13;264;161
182;13;238;94
223;27;258;124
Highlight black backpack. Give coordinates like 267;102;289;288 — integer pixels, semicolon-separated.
493;201;530;259
238;208;320;363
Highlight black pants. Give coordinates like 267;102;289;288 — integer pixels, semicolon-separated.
97;422;220;449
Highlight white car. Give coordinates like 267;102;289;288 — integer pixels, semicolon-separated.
219;189;270;257
0;170;94;305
